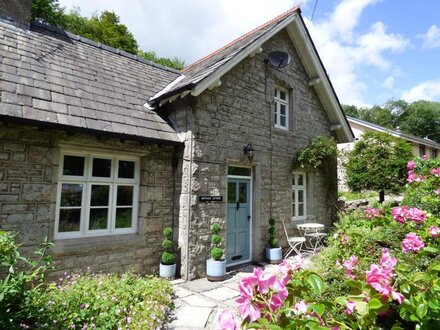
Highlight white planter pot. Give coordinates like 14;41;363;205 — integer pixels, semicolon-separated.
206;259;226;281
159;263;176;278
265;246;282;264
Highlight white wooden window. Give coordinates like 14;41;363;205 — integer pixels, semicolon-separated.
55;151;139;239
274;87;289;129
292;172;306;220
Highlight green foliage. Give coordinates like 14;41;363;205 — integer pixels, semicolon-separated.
31;0;66;28
296;136;337;170
160;227;176;265
30;0;185;69
342;99;440;143
402;157;440;216
0;231;53;328
138;50;185;70
24;272;174;329
211;247;223;261
267;217;279;248
346;131;413;201
210;224;224;261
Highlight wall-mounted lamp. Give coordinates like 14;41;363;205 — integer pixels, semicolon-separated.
243;143;255;162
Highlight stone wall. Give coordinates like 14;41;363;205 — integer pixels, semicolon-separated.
0;123;178;278
164;29;338;279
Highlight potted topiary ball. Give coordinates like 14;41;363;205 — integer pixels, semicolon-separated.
159;227;176;278
265;217;282;264
206;223;226;281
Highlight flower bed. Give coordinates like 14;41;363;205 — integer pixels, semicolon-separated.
216;157;440;329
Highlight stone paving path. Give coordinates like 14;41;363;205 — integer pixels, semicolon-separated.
167;259;301;329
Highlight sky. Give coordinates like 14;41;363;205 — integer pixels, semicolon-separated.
58;0;440;107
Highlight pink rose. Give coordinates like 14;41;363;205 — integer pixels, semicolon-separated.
402;233;425;253
429;226;440;238
345;301;356;315
430;167;440;177
214;309;237;330
391;206;408;224
407;160;415;171
406;207;427;223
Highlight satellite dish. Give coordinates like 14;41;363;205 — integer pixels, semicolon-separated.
266;51;291;68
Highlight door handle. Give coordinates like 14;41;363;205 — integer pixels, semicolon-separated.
236;201;240;210
247;215;251;222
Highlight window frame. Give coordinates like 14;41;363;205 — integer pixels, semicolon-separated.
274;86;289;130
419;144;426;158
55;150;139;240
292;172;307;221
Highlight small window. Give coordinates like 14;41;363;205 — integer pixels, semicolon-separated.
274;87;289;130
228;167;251;176
431;148;437;159
419;144;426;158
56;152;139;239
292;172;306;220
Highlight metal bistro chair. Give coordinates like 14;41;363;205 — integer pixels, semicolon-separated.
297;215;326;253
281;218;306;258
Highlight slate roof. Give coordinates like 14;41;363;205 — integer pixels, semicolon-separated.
0;18;182;144
347;116;440;149
149;7;300;104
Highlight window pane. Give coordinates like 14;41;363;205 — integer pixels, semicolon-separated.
292;176;295;186
92;158;112;177
298;204;304;216
292;203;296;217
298;190;304;203
63;156;85;176
61;184;82;207
228;167;251;176
298;175;304;186
280;115;286;127
280;90;286;100
280;104;286;115
274;104;278;123
117;185;133;206
292;191;295;203
89;208;108;230
239;182;247;203
116;208;132;228
91;185;109;206
118;160;135;179
228;182;236;203
59;209;81;232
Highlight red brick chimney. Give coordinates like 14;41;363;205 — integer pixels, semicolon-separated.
0;0;33;29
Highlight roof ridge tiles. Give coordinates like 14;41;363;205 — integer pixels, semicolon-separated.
182;5;300;73
28;19;181;75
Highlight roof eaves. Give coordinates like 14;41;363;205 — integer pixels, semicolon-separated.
290;15;354;143
190;12;300;97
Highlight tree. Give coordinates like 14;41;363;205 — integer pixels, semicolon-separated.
398;100;440;143
31;0;185;69
342;104;359;118
345;131;413;203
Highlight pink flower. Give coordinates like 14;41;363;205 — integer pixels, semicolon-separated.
343;255;359;279
430;226;440;238
402;233;425;253
236;271;261;321
422;154;428;160
406;207;427;223
278;257;303;285
391;206;409;224
294;300;309;314
407;160;416;171
435;189;440;195
365;207;382;220
430;167;440;177
214;309;237;330
407;171;425;183
345;301;356;315
366;249;403;304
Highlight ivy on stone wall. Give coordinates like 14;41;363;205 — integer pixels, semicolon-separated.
295;136;337;170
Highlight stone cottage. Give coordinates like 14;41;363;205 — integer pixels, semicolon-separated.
0;2;353;280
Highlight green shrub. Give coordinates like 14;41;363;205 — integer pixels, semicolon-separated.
160;227;176;265
25;272;174;329
267;217;279;248
210;224;224;261
0;231;52;328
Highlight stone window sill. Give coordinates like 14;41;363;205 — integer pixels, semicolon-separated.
51;233;145;257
